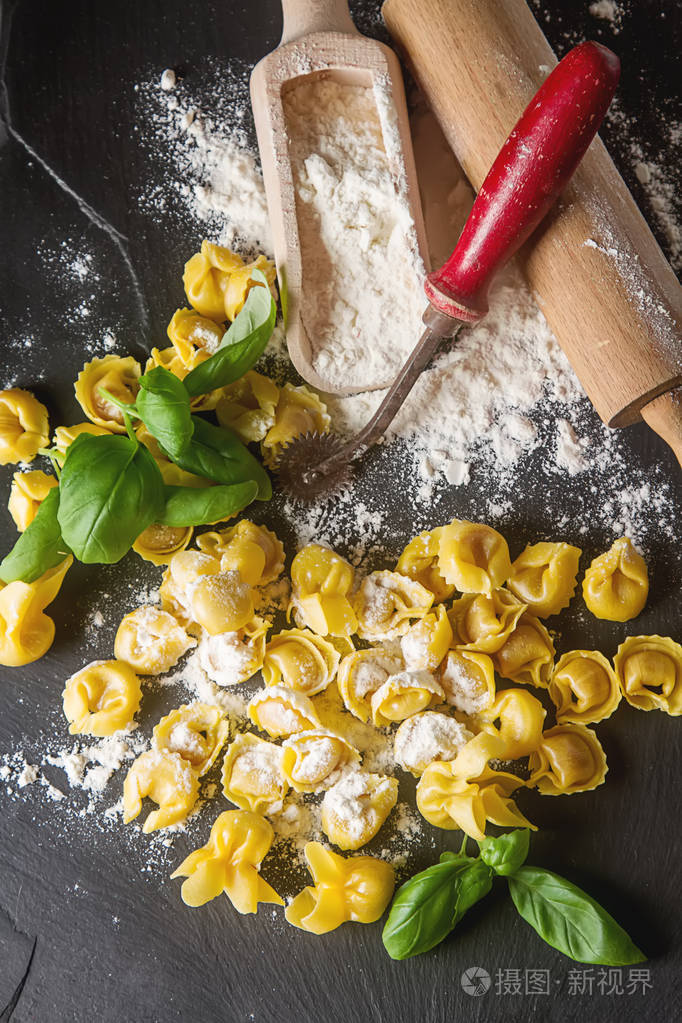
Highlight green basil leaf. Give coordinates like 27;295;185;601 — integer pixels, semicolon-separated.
136;367;193;459
182;271;276;397
158;480;259;527
478;830;530;877
167;416;271;501
508;867;646;965
382;855;492;960
58;433;165;564
0;488;71;584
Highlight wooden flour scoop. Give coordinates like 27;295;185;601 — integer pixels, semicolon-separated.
250;0;428;395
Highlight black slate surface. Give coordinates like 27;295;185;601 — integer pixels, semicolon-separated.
0;1;681;1021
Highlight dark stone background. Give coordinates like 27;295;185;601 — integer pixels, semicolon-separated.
0;1;680;1021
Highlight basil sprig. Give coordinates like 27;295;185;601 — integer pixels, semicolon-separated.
382;831;644;966
158;480;259;528
57;432;165;564
168;416;271;500
135;367;194;459
182;271;277;397
0;488;71;583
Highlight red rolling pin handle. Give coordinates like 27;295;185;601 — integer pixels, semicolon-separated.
424;40;621;322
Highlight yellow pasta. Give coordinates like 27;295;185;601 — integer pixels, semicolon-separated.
549;650;621;724
198;519;285;587
0;557;71;667
171;809;283;913
183;240;275;321
506;541;582;618
159;550;221;624
354;571;433;641
449;589;526;653
528;724;607;795
491;613;555;688
261;383;331;467
395;528;454;602
198;616;270;687
394;711;473;778
281;729;360;793
400;605;453;671
8;470;57;531
74;355;141;433
582;537;649;622
0;388;49;465
613;635;682;715
152;702;229;776
53;422;112;463
336;648;404;722
145;346;222;412
439;648;496;715
216;371;280;443
321;771;398;851
191;570;255;634
370;669;444;727
123;749;200;832
62;659;141;736
132;523;193;566
262;627;340;696
248;685;321;738
285;842;395;934
221;733;288;815
477;688;547;760
290;543;357;637
114;606;194;675
437;520;511;594
166;307;224;364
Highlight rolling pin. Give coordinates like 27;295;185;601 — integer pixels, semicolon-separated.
382;0;682;466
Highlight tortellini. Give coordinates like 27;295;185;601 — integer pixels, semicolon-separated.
183;240;275;322
528;724;607;795
354;571;433;641
449;589;526;653
262;628;340;696
114;606;195;675
285;842;395;934
506;541;582;618
491;613;555;688
248;685;321;738
582;537;649;622
62;659;141;736
261;383;331;468
8;470;58;531
439;649;496;714
321;771;398;851
613;635;682;715
549;650;621;724
290;543;357;637
159;550;221;624
0;388;49;465
0;556;72;667
199;617;269;686
221;733;288;815
337;648;404;722
74;355;141;432
132;523;193;566
53;421;112;463
198;519;285;587
477;688;546;760
191;570;255;634
400;606;452;671
281;729;360;792
123;749;200;832
395;528;454;602
166;306;224;364
394;712;473;777
171;810;283;913
437;520;511;594
370;669;444;727
216;371;280;443
152;702;229;775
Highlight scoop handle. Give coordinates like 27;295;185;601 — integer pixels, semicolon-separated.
425;40;620;322
280;0;357;44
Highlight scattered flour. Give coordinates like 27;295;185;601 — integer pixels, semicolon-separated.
588;1;624;32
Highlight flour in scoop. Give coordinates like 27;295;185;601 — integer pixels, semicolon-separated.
283;77;426;389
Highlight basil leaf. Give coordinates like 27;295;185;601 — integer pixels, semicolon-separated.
0;488;71;584
167;416;271;501
479;830;530;877
508;867;646;965
58;433;165;564
382;855;492;960
158;481;259;527
182;271;276;397
135;367;193;459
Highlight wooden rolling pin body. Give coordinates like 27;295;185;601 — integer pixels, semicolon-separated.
383;0;682;440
